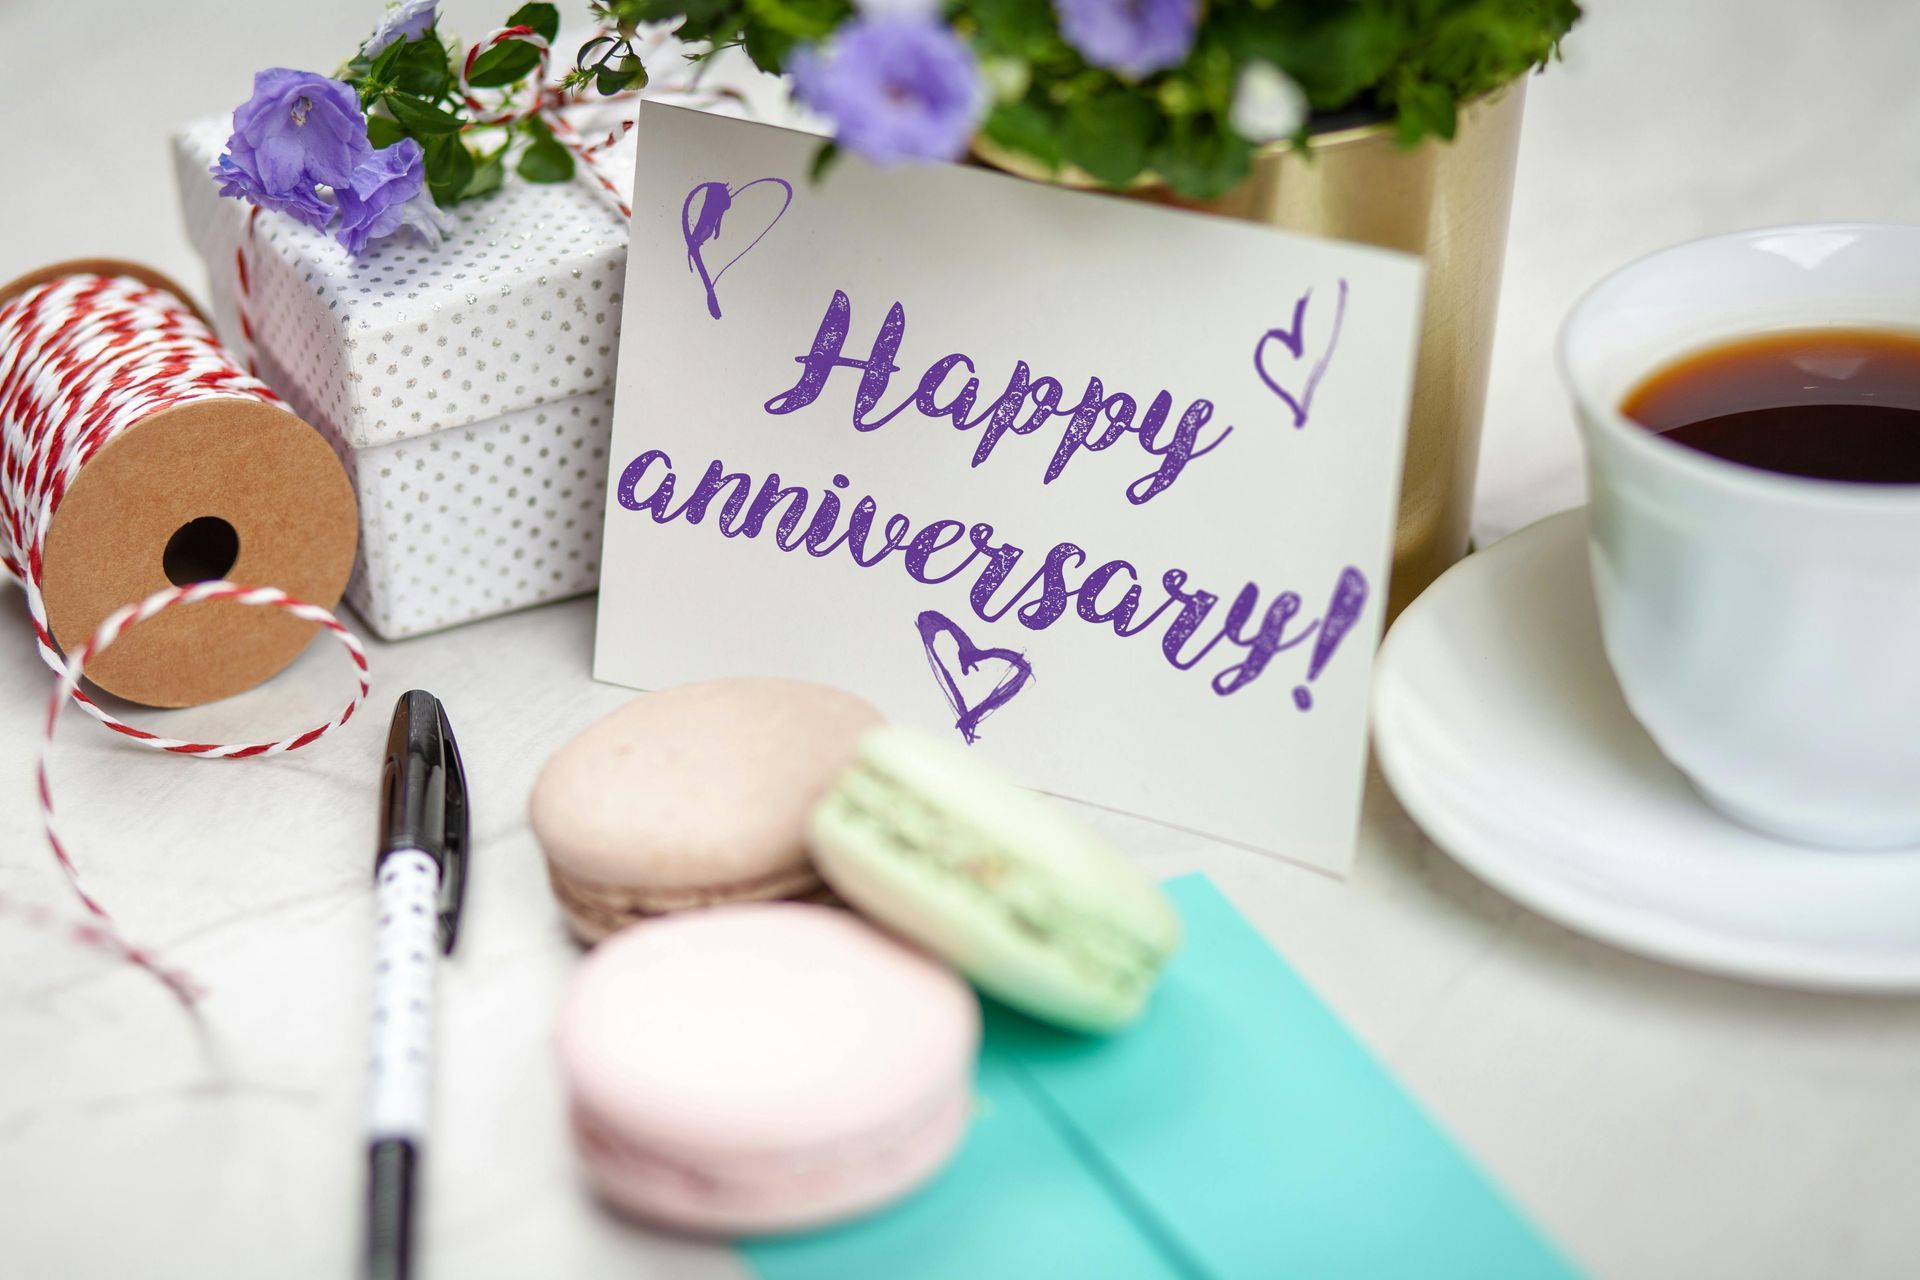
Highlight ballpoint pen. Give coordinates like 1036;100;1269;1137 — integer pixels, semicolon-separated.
367;690;469;1280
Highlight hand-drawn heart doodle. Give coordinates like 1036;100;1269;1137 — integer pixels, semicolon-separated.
680;176;794;320
1254;278;1350;428
915;610;1034;745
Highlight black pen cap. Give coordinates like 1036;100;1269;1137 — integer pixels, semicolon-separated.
378;689;470;952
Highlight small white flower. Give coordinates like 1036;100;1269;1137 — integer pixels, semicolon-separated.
980;56;1031;104
1230;62;1308;144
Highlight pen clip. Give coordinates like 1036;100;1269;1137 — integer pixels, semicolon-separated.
434;699;469;956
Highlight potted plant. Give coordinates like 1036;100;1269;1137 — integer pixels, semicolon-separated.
590;0;1582;617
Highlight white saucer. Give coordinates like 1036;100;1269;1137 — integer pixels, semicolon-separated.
1373;508;1920;992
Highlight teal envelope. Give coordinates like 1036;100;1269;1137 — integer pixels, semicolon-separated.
745;875;1581;1280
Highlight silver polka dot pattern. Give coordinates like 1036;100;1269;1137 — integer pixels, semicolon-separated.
341;388;611;638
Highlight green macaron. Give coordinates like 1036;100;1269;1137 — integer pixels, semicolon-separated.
807;726;1180;1034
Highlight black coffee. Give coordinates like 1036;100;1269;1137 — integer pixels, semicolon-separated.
1621;329;1920;483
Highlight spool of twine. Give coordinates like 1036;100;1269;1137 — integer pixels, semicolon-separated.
0;260;369;1001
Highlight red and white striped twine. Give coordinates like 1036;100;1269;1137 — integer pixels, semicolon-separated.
0;271;370;1003
455;24;744;223
231;205;264;377
459;24;635;217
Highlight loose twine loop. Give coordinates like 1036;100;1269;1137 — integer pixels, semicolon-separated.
0;272;371;1004
14;33;730;1001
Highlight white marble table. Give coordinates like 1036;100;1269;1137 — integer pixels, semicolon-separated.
6;2;1920;1277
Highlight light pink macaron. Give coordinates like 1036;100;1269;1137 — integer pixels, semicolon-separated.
557;902;979;1236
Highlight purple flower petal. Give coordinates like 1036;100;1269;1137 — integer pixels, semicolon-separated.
212;68;371;226
366;0;439;57
1054;0;1197;79
209;154;335;231
791;17;985;166
335;137;450;255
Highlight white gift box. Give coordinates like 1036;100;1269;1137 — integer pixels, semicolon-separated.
170;116;633;639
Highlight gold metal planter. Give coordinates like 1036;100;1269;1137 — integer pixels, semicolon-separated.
978;83;1528;621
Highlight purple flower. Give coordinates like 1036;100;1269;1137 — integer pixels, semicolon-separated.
211;154;335;229
334;138;451;254
210;68;370;230
790;16;985;165
1053;0;1198;79
366;0;439;58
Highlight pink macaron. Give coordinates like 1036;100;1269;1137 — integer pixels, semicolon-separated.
557;902;979;1236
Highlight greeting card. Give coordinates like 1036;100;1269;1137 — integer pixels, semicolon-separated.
597;104;1424;868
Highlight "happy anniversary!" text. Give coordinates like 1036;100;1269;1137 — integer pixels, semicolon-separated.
613;289;1367;702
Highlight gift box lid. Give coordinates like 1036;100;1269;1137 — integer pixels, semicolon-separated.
172;115;634;450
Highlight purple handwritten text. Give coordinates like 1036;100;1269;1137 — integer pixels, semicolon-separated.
615;448;1363;700
763;289;1234;504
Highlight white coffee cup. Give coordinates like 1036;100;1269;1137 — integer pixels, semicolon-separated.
1560;223;1920;849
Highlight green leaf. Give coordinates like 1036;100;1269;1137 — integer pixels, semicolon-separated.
969;0;1062;61
743;0;849;42
599;0;679;23
982;99;1063;171
383;90;465;135
1392;77;1459;144
421;134;476;206
595;57;648;95
368;34;409;84
740;20;797;73
1204;0;1582;148
1149;123;1252;200
461;146;508;201
507;2;561;42
467;37;544;88
389;36;452;99
366;114;407;149
517;119;575;183
671;0;745;48
1059;90;1157;188
808;140;839;183
1213;5;1404;107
